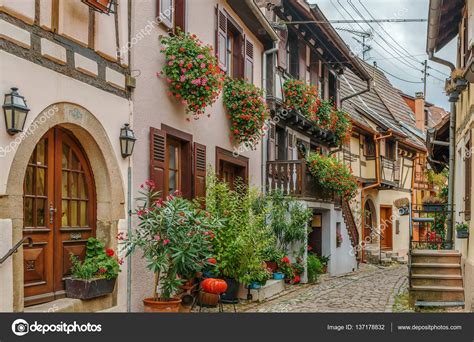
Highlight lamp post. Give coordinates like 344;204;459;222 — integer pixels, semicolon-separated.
3;87;30;135
120;123;136;313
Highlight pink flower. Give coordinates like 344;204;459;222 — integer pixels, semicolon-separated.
168;61;173;66
154;235;161;241
191;78;201;85
180;75;186;82
163;239;170;246
197;54;204;59
200;63;206;69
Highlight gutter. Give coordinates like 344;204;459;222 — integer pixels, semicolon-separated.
246;0;281;42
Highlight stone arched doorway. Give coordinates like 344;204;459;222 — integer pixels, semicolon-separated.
23;127;97;306
2;103;126;311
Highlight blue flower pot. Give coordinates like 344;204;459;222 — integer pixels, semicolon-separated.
249;282;261;289
273;272;284;280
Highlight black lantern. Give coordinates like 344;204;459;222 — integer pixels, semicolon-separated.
81;0;116;15
3;87;30;135
120;123;136;158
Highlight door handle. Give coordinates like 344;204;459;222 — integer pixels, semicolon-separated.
49;202;57;225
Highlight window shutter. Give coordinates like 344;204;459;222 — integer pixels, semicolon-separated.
175;0;186;31
267;122;276;161
150;128;167;198
244;38;254;83
157;0;174;29
288;132;295;160
193;143;207;200
216;6;228;71
277;30;288;70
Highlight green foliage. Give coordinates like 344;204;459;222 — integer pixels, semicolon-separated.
70;238;120;281
122;183;222;300
456;223;469;232
306;152;358;200
266;190;312;250
159;29;225;118
223;78;269;146
307;253;323;283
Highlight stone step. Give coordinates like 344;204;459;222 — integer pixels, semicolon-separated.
410;285;465;303
411;274;464;287
411;254;461;265
411;263;462;276
393;256;407;263
415;301;465;308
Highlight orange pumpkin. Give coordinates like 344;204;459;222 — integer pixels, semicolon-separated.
201;278;228;294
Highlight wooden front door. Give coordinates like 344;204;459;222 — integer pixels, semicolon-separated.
308;214;322;256
380;206;393;251
23;127;96;306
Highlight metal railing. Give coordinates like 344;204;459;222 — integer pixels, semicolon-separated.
0;237;33;265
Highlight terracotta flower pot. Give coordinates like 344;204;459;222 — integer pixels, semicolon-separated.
265;261;277;272
143;297;182;312
198;291;219;307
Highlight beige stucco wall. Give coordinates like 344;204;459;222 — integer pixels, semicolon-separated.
0;51;130;312
130;0;266;311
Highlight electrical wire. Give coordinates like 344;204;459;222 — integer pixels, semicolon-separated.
374;64;424;84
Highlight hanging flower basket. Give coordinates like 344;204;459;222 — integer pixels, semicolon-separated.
306;152;358;200
223;78;268;147
159;30;225;119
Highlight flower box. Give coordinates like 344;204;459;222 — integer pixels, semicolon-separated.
81;0;115;14
423;204;444;213
456;230;469;239
65;277;116;300
456;78;468;92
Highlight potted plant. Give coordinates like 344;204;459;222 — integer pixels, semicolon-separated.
262;246;284;273
422;196;445;212
277;256;295;283
456;223;469;239
307;254;323;283
318;255;330;273
394;197;410;216
446;83;460;102
122;182;222;312
452;69;468;92
65;237;121;300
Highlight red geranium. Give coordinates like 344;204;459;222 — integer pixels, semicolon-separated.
207;258;217;265
106;249;114;257
281;256;290;264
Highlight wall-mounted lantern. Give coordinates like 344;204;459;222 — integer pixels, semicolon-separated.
3;87;30;135
120;123;136;158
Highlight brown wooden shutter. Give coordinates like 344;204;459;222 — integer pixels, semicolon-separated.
245;38;254;83
175;0;186;31
268;122;276;161
278;30;288;70
466;131;472;220
193;143;207;199
150;128;167;198
216;6;228;71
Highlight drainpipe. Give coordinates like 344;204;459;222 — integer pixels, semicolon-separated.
360;130;392;261
427;51;456;245
341;79;372;104
262;42;279;192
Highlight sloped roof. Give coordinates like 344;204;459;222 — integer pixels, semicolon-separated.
426;105;449;128
341;62;426;151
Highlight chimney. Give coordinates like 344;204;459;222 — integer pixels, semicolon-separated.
414;92;425;132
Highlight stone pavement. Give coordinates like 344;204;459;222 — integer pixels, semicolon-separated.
243;264;408;313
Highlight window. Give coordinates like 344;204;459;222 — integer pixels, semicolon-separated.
275;126;287;161
216;147;249;189
288;32;299;78
328;71;338;108
364;135;375;158
216;6;253;80
150;126;205;200
385;140;396;160
157;0;186;31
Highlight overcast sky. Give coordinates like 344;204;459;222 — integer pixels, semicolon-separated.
308;0;457;110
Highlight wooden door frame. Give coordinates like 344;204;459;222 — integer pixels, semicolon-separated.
379;205;393;251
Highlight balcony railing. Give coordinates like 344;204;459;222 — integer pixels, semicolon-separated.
266;160;337;203
380;156;400;185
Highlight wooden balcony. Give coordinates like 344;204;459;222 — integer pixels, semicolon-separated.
380;156;400;188
266;160;338;203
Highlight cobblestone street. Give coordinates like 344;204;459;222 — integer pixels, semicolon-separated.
243;264;408;313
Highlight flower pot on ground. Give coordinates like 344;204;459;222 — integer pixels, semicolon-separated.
273;272;285;280
456;223;469;239
122;182;223;313
65;238;121;300
220;277;240;304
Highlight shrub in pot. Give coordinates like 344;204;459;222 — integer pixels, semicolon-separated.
122;182;222;312
65;237;121;300
318;255;330;273
307;253;323;283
